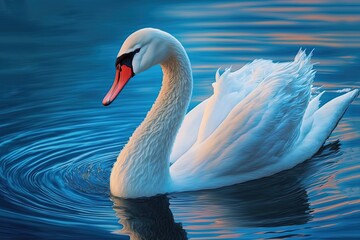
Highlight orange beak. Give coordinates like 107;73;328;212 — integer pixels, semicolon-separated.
102;65;133;106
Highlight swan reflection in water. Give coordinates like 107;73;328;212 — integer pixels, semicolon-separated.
111;141;340;239
112;195;187;240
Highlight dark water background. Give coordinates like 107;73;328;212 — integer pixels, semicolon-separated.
1;0;359;239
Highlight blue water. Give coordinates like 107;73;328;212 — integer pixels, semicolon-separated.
1;0;359;239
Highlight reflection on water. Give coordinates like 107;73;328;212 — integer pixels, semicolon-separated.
111;168;310;239
111;142;343;239
112;196;187;240
1;0;359;239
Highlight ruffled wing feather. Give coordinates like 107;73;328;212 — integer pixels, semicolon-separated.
171;50;314;190
170;50;358;192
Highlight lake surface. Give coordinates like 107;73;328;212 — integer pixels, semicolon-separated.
1;0;359;239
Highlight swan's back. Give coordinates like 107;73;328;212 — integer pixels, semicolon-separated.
170;50;358;192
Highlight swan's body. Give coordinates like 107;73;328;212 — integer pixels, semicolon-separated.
103;28;358;198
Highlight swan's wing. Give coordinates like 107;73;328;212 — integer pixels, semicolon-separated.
197;60;275;142
170;50;316;191
171;60;275;163
170;98;209;164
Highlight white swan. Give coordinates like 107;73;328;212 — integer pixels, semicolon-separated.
103;28;358;198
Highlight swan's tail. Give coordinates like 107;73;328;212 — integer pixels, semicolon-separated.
295;89;359;161
313;89;358;140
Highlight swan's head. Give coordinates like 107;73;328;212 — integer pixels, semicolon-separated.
102;28;176;106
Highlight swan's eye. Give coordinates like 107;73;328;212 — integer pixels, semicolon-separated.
115;48;141;68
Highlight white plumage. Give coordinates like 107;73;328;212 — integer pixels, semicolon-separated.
171;50;358;191
105;28;358;198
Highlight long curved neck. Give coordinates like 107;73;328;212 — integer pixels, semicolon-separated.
132;50;192;161
141;55;193;149
111;41;192;198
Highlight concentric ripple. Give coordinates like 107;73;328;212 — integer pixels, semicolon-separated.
0;103;128;238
